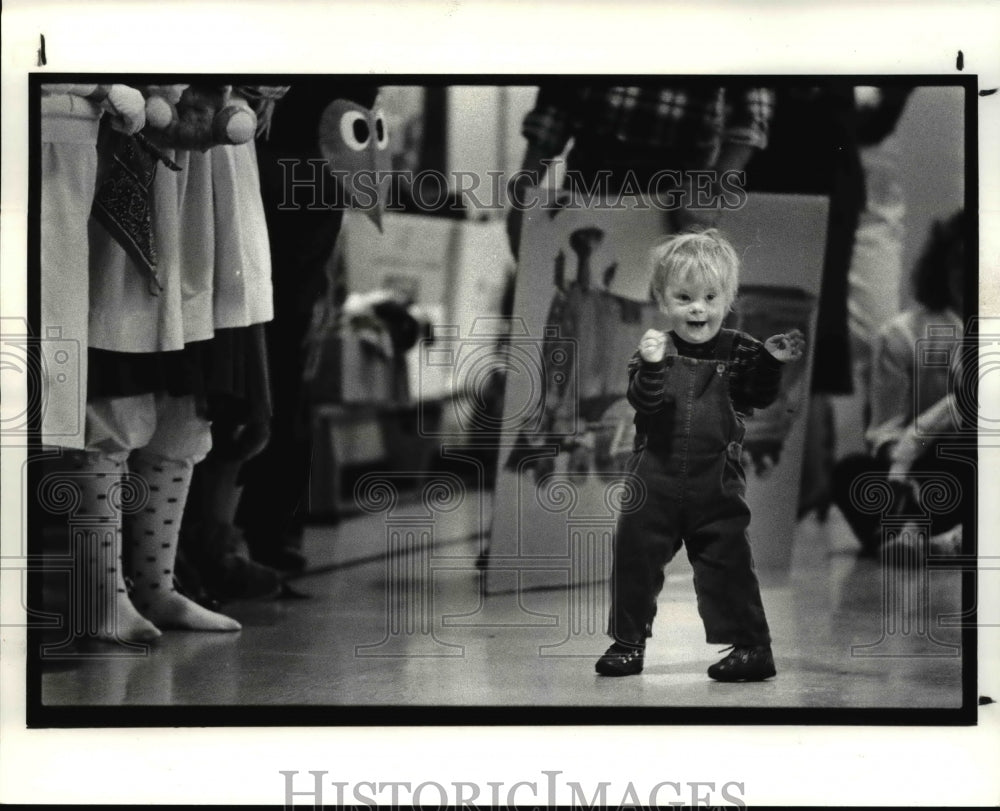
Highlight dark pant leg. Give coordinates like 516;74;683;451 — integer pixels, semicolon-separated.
236;308;313;552
684;497;771;647
236;144;345;563
833;445;966;549
608;452;683;644
832;453;890;549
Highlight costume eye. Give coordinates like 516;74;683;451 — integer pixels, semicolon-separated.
373;109;389;149
339;111;370;151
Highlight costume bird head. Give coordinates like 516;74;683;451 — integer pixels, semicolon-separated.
318;98;390;230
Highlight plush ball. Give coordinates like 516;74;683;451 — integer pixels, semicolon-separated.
214;106;256;145
144;95;176;130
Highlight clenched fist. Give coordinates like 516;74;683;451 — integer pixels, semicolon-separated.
639;329;674;363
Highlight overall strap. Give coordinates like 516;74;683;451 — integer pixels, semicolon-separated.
714;329;737;362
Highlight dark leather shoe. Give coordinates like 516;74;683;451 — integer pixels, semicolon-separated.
595;642;645;677
707;645;776;682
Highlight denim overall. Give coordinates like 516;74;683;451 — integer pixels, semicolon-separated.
609;329;772;647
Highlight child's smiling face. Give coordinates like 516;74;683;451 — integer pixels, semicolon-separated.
660;274;727;344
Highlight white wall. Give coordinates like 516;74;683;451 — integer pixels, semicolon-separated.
894;85;966;301
445;85;538;216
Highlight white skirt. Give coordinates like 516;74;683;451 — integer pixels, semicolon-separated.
88;140;273;355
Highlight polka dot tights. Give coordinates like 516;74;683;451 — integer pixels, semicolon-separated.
124;451;241;632
71;452;160;644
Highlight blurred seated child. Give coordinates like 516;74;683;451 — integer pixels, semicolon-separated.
832;210;967;557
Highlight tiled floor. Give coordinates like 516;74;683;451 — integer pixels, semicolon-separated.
37;491;966;715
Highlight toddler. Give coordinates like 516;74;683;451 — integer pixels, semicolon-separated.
596;229;804;679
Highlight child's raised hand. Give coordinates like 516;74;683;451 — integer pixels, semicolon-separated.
639;329;672;363
764;329;805;363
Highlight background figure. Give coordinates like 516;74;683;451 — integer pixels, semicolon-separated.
743;83;866;519
39;82;164;644
54;83;272;643
40;84;147;451
501;83;775;483
842;86;914;450
744;84;864;397
832;210;967;556
175;86;290;606
848;87;913;392
237;82;383;573
506;83;775;258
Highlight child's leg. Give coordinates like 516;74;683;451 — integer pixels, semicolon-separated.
684;511;771;648
685;507;777;681
597;466;682;676
125;394;240;631
607;457;684;645
68;450;162;644
76;397;166;644
608;515;684;645
178;447;282;602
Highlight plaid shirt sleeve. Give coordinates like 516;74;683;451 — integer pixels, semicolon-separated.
722;87;775;151
520;86;579;158
626;352;670;414
729;332;784;414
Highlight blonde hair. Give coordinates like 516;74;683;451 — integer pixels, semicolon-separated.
649;229;740;311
